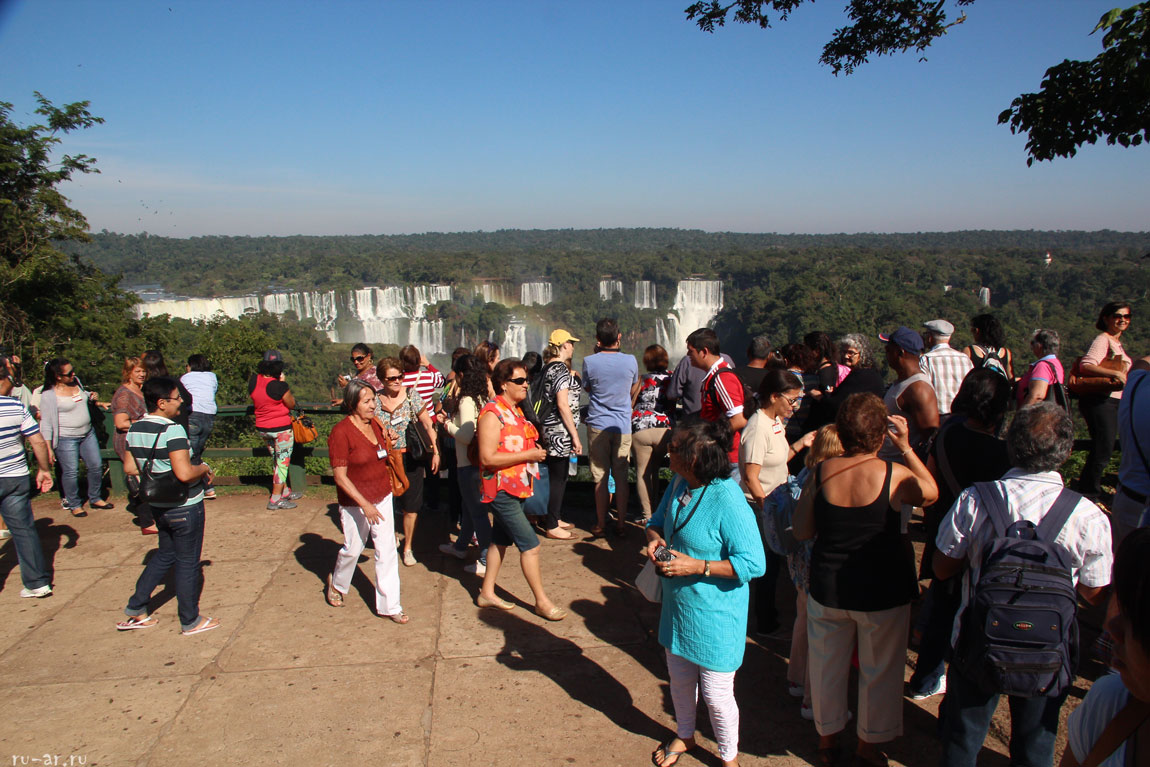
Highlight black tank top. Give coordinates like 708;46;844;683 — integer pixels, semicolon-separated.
808;461;917;611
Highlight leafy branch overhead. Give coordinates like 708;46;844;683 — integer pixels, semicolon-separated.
685;0;1150;164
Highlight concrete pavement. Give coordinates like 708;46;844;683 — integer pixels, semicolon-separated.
0;489;1094;766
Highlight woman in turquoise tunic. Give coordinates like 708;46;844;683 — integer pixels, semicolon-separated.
645;417;766;767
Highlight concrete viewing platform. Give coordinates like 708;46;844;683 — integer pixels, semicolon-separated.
0;490;1097;766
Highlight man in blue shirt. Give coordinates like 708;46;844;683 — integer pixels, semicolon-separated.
581;318;640;536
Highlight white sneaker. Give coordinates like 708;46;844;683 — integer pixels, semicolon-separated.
464;561;486;576
800;702;813;720
909;675;947;701
20;585;52;598
402;550;417;567
0;529;11;540
787;682;804;698
438;543;467;560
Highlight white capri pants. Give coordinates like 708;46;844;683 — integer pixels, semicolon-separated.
330;495;402;617
666;649;740;762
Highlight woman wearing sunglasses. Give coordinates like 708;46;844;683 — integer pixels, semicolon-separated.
39;357;112;516
1076;301;1133;503
474;358;566;621
336;343;382;394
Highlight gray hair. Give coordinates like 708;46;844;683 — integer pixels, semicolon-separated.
1007;402;1073;472
839;333;875;368
747;334;773;361
1032;328;1060;356
341;378;376;415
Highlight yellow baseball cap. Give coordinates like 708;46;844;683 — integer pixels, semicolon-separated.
548;329;580;346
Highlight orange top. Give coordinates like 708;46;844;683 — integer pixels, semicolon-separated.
479;395;539;503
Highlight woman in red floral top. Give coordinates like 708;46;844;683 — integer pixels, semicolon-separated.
475;359;567;621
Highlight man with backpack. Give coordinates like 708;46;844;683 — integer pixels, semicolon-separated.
932;402;1113;767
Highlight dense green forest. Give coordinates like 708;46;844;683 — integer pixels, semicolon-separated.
61;229;1149;391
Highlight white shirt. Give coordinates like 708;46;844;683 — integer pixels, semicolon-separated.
935;468;1113;645
919;342;973;414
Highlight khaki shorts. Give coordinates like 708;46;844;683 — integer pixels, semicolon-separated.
587;427;632;484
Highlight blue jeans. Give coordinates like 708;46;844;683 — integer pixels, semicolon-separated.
188;413;215;489
487;490;540;552
941;665;1067;767
55;430;103;509
453;465;490;565
0;475;51;590
125;501;206;630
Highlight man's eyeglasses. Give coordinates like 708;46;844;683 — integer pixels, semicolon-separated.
383;374;403;382
351;355;368;363
507;377;529;385
162;393;183;402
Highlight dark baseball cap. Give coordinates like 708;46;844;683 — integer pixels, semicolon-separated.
878;326;925;354
263;350;283;362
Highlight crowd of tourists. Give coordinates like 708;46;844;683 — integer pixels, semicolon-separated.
0;299;1147;767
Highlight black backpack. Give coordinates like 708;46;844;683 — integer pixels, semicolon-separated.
954;482;1081;698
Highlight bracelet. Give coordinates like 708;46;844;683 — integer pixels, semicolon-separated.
902;448;914;457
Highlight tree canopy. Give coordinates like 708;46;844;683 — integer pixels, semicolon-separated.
684;1;1150;165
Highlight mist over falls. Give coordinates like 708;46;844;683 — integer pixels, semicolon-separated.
134;279;723;360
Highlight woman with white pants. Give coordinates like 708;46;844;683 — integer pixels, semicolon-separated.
325;380;407;623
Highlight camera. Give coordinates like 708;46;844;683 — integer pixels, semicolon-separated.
653;545;675;562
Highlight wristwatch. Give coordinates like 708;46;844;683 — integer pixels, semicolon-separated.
703;561;711;577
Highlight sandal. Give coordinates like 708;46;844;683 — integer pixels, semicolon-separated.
116;615;159;631
386;611;410;624
652;738;693;767
325;574;344;607
181;616;220;636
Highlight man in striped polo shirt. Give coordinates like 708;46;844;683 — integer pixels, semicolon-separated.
0;356;55;598
117;377;218;635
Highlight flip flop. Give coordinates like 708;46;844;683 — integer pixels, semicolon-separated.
116;615;159;631
385;611;410;624
325;574;344;607
181;616;220;636
652;739;692;767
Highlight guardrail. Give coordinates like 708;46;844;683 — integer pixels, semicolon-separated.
98;403;341;494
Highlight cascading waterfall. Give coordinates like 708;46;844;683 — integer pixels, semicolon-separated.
473;283;513;306
656;279;724;359
503;320;527;358
633;280;656;309
520;282;553;306
599;280;624;302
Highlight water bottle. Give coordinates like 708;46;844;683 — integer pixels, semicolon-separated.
608;470;616;494
568;455;577;477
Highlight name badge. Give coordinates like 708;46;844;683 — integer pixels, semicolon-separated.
72;394;84;403
677;488;693;507
376;447;388;461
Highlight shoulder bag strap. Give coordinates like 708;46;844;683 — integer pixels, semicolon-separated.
935;419;963;497
1035;488;1082;543
973;481;1009;538
1080;697;1150;767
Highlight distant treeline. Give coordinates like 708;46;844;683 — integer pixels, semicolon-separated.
61;229;1148;388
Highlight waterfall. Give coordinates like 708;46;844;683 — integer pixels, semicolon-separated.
503;320;527;358
520;282;553;306
634;280;656;309
134;285;454;353
473;283;513;306
660;280;724;360
979;287;991;306
599;280;623;302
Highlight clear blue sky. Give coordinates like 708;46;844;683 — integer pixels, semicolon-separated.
2;0;1145;236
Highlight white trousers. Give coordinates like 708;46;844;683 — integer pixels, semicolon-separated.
331;496;402;617
665;649;740;762
806;594;909;743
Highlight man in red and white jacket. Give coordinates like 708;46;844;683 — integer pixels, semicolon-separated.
686;327;746;478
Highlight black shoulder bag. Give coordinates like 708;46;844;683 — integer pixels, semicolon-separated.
139;426;190;507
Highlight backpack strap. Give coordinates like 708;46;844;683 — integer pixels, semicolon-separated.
973;481;1010;538
1034;488;1081;543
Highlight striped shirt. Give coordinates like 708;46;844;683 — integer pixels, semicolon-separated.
935;468;1113;645
0;395;39;478
403;366;444;415
919;343;973;414
126;415;203;508
700;358;745;464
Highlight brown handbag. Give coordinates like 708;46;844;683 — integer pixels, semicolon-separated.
1067;356;1127;396
382;423;409;497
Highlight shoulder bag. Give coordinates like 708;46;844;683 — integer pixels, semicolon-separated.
403;392;433;462
1068;355;1126;396
636;484;709;602
291;410;318;444
139;426;190;506
380;421;410;497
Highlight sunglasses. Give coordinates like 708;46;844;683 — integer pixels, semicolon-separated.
1112;314;1132;321
383;374;404;382
507;376;529;385
351;355;368;363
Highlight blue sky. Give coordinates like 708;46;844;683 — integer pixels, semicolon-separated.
2;0;1146;236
